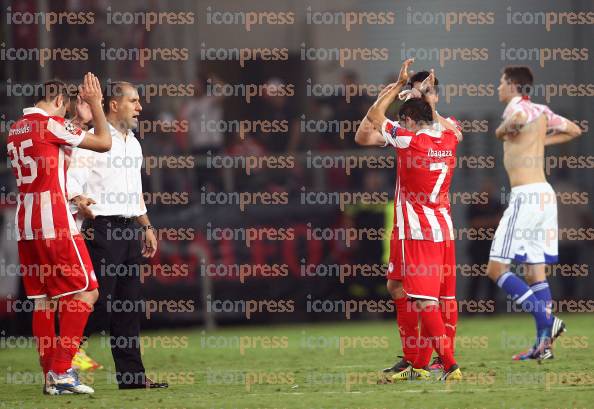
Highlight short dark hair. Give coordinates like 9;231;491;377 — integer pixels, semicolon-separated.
503;66;533;95
408;70;439;93
398;98;434;123
35;80;70;104
103;81;135;113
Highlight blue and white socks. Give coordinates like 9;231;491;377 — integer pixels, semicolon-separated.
530;280;554;326
497;272;550;331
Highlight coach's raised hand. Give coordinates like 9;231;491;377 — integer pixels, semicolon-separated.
76;72;112;152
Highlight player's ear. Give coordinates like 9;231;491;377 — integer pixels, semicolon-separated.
55;94;64;108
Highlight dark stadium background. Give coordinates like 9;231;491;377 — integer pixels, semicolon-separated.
0;0;592;335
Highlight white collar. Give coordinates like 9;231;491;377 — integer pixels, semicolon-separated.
108;122;134;140
89;123;134;141
23;107;50;117
502;96;524;118
417;127;442;138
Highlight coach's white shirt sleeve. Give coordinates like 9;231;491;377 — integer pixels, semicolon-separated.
67;147;92;200
70;124;146;218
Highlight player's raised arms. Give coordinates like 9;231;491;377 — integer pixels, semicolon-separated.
76;72;112;152
544;117;582;145
417;70;463;142
355;59;414;146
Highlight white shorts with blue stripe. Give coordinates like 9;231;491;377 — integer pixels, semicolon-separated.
489;182;558;264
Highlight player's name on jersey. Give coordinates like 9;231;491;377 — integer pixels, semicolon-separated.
8;124;31;136
428;148;453;158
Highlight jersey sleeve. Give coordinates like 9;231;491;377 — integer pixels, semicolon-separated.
381;119;413;149
542;106;568;135
446;116;463;132
502;101;525;120
445;129;461;147
45;116;85;147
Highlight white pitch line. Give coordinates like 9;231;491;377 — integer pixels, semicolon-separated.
246;385;594;397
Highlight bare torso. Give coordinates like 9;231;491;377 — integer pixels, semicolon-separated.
502;114;547;187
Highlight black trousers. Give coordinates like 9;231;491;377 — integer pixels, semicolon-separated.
82;216;146;387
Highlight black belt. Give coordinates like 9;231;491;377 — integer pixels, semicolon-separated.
94;215;137;225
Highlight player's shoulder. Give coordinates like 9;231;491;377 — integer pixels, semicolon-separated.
383;118;399;134
49;115;65;124
398;126;416;137
8;116;28;132
389;122;415;138
441;129;460;145
442;128;457;137
7;114;42;143
48;116;84;136
384;119;415;138
414;128;458;149
522;98;548;111
446;116;463;131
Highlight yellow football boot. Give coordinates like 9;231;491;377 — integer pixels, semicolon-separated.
71;348;103;371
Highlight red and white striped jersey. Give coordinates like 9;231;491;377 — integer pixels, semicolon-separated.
502;96;568;134
382;119;459;242
7;107;85;241
434;114;462;133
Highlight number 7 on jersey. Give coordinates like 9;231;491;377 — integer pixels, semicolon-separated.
429;162;447;203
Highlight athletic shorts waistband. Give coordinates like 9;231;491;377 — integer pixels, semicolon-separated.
510;182;553;193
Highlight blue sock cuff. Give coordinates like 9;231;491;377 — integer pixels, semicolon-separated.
530;281;550;292
496;272;514;288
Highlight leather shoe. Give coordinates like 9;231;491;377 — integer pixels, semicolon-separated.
119;377;169;390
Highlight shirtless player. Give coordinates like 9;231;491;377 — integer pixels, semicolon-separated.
488;66;582;361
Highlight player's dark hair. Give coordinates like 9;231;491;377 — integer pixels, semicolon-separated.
398;98;434;123
408;70;439;93
103;81;135;113
35;80;70;104
503;66;533;95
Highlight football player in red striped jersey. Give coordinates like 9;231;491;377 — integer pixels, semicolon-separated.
356;59;462;381
7;73;111;394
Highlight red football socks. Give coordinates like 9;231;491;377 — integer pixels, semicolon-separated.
415;303;456;371
394;297;419;363
441;298;458;354
51;297;93;374
413;322;433;369
32;308;56;375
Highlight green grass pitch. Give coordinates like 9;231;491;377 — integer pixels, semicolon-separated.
1;314;593;409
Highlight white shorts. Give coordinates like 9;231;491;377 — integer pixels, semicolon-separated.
490;182;558;264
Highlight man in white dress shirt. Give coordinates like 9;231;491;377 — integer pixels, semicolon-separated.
67;81;167;389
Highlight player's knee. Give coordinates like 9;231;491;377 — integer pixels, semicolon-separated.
386;280;405;299
486;260;508;282
87;289;99;305
524;264;546;284
75;289;99;305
